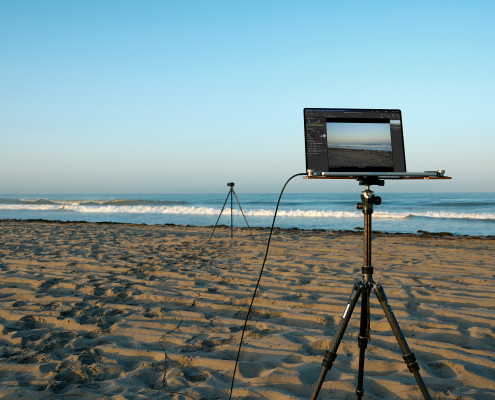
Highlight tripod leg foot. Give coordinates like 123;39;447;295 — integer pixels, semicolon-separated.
310;283;363;400
373;283;432;400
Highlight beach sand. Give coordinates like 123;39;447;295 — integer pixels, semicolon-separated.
0;220;494;399
328;148;394;168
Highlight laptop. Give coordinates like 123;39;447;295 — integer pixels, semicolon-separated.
304;108;406;175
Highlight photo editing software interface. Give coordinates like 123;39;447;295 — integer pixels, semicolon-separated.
304;108;406;173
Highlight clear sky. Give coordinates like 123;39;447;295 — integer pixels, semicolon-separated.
1;0;494;194
326;123;391;146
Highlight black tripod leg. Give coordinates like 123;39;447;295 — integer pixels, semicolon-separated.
232;190;257;244
356;285;370;399
208;191;231;241
373;283;432;400
310;283;364;400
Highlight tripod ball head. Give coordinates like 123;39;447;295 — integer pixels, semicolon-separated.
227;182;235;188
358;190;381;213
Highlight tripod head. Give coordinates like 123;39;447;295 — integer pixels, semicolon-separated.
356;177;383;214
227;182;235;188
356;190;381;213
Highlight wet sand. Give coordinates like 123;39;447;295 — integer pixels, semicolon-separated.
328;147;394;168
0;220;494;399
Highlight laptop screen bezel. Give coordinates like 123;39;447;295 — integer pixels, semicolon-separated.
304;108;407;173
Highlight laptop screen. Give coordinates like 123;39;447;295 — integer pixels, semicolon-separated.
304;108;406;173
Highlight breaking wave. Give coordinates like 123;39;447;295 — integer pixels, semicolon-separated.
0;204;494;220
0;198;185;206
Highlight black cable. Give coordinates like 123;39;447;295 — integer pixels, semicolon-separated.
228;172;307;400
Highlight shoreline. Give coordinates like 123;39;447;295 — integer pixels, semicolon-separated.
2;218;494;240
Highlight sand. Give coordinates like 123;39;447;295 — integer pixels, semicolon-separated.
328;148;394;168
0;220;494;400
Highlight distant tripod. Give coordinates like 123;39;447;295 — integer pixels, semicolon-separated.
209;183;256;244
310;177;431;400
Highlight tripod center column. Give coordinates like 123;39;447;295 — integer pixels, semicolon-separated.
356;187;381;268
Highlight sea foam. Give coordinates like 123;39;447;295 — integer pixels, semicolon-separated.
0;204;494;220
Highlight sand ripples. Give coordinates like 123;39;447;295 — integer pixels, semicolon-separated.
0;221;494;399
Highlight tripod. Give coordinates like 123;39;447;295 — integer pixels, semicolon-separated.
209;183;256;244
310;178;431;400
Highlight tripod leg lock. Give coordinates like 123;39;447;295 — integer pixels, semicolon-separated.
356;389;364;398
361;266;374;275
403;352;420;373
374;283;387;304
321;351;337;370
358;334;368;350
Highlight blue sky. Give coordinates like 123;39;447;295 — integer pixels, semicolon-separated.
1;0;494;193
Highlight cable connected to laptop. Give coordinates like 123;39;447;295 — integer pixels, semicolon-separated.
228;172;307;400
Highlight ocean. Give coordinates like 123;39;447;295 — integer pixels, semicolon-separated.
1;193;494;237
